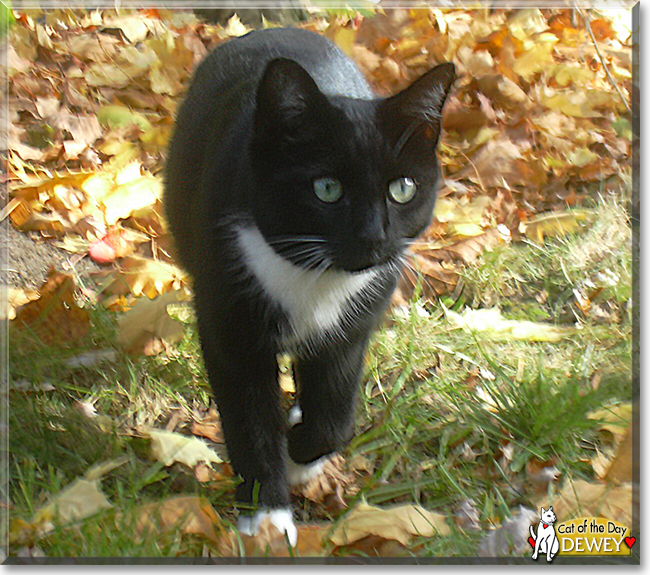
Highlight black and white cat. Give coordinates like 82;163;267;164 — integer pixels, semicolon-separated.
164;27;455;544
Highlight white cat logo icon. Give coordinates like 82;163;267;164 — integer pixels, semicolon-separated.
530;506;560;562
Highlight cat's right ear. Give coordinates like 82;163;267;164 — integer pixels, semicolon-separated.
255;58;328;135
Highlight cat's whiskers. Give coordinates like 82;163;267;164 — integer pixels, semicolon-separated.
281;244;332;272
394;251;444;299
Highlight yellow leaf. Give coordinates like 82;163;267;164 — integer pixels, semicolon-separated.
552;63;596;86
588;403;632;439
520;209;593;243
0;285;39;320
223;14;251;37
333;26;356;57
106;255;188;299
445;307;575;342
434;196;492;235
513;35;558;81
149;430;223;468
567;147;599;168
329;503;449;547
102;173;162;225
539;87;615;118
507;8;549;38
149;63;184;96
97;105;152;131
31;458;127;535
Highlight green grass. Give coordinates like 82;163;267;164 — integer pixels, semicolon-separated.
6;196;633;558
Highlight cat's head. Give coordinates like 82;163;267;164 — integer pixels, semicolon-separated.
540;507;557;524
250;58;455;273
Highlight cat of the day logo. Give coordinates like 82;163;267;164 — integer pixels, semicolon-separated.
528;506;635;561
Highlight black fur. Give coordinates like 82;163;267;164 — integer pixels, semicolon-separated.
164;28;455;511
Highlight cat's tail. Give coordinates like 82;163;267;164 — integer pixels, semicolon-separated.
529;525;537;541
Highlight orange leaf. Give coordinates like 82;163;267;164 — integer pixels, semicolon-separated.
14;270;90;346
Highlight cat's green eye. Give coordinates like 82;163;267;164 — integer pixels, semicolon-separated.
313;177;343;203
388;177;417;204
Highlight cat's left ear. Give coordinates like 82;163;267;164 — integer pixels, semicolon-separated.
254;58;330;136
385;62;456;136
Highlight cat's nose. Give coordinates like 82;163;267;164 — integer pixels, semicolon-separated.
355;205;387;244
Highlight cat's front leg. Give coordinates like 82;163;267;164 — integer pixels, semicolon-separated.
287;332;369;467
195;306;295;543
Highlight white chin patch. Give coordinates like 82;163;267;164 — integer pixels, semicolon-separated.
235;224;378;344
287;455;328;486
237;508;297;547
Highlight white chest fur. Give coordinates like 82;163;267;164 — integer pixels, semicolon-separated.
235;225;378;343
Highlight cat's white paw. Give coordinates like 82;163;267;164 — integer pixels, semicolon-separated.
288;404;302;427
237;508;297;547
287;455;328;486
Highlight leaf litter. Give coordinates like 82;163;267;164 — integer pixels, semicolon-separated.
4;5;634;559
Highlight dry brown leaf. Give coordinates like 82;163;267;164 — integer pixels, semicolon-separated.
116;290;188;353
604;424;634;484
398;252;459;300
417;228;504;265
135;496;224;545
329;502;449;547
455;137;547;190
13;270;90;346
219;520;328;557
588;403;634;481
293;454;367;514
10;458;129;544
191;421;224;444
477;74;532;110
550;480;633;526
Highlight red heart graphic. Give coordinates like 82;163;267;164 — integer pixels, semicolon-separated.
528;536;535;548
625;536;636;549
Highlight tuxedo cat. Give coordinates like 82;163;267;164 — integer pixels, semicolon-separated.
164;27;454;545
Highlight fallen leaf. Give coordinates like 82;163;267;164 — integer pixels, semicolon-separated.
550;479;633;526
222;14;251;38
191;421;224;444
102;173;162;226
149;429;222;468
219;520;328;557
134;496;224;545
604;424;634;483
26;458;128;538
116;289;188;353
293;454;364;514
0;285;40;320
13;270;90;346
97;105;152;131
520;209;593;243
329;502;449;547
417;228;504;265
445;307;575;342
